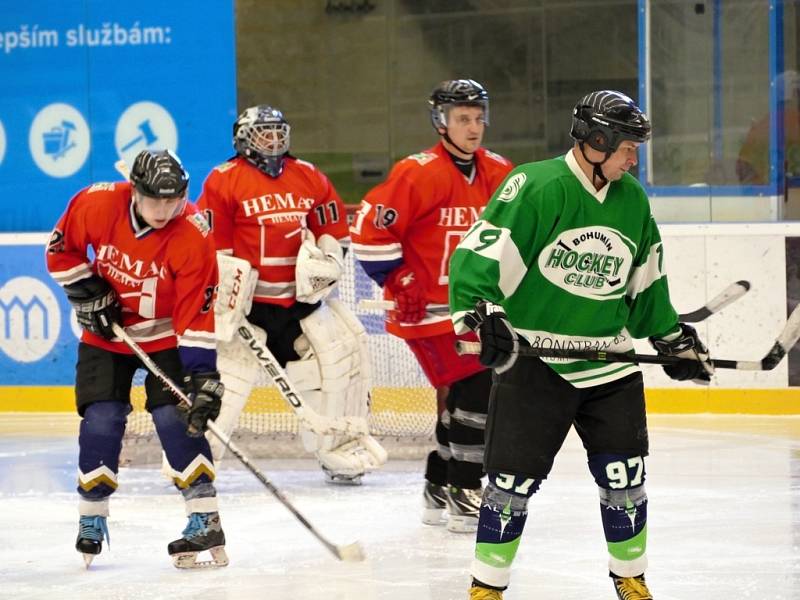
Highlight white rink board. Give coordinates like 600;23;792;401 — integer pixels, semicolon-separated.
637;222;800;389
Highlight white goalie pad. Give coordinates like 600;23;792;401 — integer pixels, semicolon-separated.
214;253;258;343
207;325;267;462
295;232;344;304
287;298;387;478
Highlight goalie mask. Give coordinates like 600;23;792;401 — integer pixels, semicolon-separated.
129;149;189;227
233;105;291;178
429;79;490;131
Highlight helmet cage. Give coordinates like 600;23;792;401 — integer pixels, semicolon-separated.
233;106;291;178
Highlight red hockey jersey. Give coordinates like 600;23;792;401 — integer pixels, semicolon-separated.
46;181;218;373
351;142;513;339
197;156;349;307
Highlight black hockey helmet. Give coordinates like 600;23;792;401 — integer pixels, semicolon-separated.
129;149;189;198
570;90;651;153
233;105;291;178
429;79;490;131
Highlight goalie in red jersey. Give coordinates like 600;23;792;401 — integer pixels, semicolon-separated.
47;149;227;569
350;80;513;531
197;105;386;485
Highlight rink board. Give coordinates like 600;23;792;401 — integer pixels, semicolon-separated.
1;222;800;415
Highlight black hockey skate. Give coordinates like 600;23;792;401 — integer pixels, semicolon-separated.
445;485;482;533
422;481;447;526
167;512;228;569
76;515;109;568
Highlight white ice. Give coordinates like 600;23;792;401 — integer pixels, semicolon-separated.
1;415;799;600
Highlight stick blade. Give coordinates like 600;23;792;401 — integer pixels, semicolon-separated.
336;541;366;562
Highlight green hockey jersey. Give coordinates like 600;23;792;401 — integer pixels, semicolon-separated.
449;150;680;388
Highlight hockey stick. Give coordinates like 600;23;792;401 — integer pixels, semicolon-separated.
236;323;370;437
360;280;751;323
111;323;365;562
456;303;800;371
678;280;750;322
114;159;130;179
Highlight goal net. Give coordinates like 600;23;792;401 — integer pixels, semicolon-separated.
121;224;437;463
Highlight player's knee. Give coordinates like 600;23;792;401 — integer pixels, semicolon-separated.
450;370;491;416
599;483;648;510
487;472;542;499
588;452;647;490
81;401;128;436
150;403;185;433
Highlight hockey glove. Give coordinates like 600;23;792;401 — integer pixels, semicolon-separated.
295;232;344;304
463;300;519;374
385;266;426;324
649;323;714;384
64;275;121;340
180;371;224;437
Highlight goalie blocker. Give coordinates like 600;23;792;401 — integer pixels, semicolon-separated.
212;253;387;484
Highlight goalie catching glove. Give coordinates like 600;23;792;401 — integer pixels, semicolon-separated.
463;300;519;374
64;275;121;340
295;232;344;304
649;323;714;384
180;371;224;436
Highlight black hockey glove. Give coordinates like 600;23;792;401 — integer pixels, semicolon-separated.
649;323;714;384
463;300;519;374
180;371;224;437
64;275;121;340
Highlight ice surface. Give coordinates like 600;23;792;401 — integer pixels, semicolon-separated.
1;416;799;599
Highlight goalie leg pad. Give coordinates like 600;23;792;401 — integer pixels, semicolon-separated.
214;254;258;343
288;300;386;479
207;330;265;461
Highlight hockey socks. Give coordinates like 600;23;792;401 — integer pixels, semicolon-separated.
599;485;649;577
77;401;128;500
471;475;538;588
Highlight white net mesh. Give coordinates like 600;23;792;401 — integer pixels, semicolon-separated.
121;227;437;463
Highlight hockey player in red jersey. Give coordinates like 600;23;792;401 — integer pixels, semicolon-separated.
351;80;513;531
47;149;227;569
198;105;386;484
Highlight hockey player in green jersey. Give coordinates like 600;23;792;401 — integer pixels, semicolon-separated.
449;90;714;600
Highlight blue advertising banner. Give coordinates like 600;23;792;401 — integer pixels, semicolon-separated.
0;1;236;232
0;236;76;384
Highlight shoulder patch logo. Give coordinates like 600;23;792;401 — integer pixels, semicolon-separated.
214;161;237;173
87;182;115;193
406;151;438;166
187;213;211;237
497;173;526;202
483;149;508;164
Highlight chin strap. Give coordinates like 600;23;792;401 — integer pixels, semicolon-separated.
442;131;475;159
578;141;611;187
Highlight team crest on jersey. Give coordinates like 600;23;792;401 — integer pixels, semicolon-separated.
538;226;635;300
87;182;115;193
497;173;526;202
213;161;237;173
406;151;437;166
187;213;211;237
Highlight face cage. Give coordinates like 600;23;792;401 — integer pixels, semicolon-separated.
243;122;291;157
431;101;490;131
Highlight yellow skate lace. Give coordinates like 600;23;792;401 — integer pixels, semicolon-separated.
614;576;653;600
469;585;503;600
